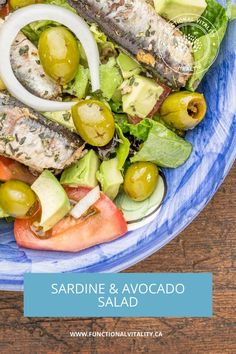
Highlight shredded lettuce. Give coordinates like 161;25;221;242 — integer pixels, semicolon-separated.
131;122;192;169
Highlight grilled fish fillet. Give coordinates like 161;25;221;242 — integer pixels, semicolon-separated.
68;0;194;88
0;93;84;173
10;32;61;100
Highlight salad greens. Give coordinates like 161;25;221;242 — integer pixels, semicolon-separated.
227;0;236;20
0;0;232;232
115;124;130;170
115;116;153;141
130;121;192;168
64;65;90;99
100;58;123;101
183;0;229;91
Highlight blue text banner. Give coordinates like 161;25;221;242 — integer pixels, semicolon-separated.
24;273;212;317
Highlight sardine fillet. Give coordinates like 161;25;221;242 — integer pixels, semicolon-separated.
0;94;84;173
10;32;61;100
68;0;194;88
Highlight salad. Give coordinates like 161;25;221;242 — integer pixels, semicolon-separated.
0;0;235;252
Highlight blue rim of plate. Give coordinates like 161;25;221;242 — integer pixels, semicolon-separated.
0;8;236;291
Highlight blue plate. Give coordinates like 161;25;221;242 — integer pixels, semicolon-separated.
0;4;236;291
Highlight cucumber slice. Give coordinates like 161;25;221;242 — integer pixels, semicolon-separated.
115;173;167;224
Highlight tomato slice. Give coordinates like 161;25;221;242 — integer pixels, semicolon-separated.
0;157;37;184
14;187;128;252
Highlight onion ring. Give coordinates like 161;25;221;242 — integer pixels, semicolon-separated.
0;4;100;112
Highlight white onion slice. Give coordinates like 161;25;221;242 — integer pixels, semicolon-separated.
0;4;100;112
70;186;100;219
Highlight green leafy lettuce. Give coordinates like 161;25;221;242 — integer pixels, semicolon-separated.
63;65;90;99
227;0;236;20
130;122;192;168
45;0;76;11
22;0;76;44
182;0;229;91
115;116;153;141
100;58;123;101
115;124;130;170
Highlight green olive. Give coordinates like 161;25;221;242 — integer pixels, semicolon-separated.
0;180;37;218
10;0;42;10
38;26;80;85
124;162;159;202
160;91;207;130
72;100;115;146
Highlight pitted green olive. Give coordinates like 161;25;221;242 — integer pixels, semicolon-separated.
38;26;80;85
0;180;37;218
160;91;207;130
72;100;115;147
124;162;159;202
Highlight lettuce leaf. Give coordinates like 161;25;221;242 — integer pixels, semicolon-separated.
63;65;89;98
131;122;192;168
115;116;153;141
115;124;130;170
227;0;236;20
100;58;123;100
45;0;76;12
22;20;58;45
182;0;229;91
22;0;76;44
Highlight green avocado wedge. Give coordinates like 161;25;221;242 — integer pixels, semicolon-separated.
60;150;100;187
31;170;71;232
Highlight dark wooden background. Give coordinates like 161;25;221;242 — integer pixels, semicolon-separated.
0;165;235;354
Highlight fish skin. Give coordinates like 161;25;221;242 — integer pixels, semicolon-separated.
68;0;194;88
0;93;84;173
10;32;62;100
0;0;7;8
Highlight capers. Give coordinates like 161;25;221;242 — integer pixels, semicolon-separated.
124;162;159;202
72;100;115;147
38;26;80;85
160;91;207;130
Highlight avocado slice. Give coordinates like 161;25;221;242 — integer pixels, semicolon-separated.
100;58;123;101
122;75;164;119
60;150;100;187
43;111;75;131
154;0;207;23
117;52;142;79
96;157;123;200
31;170;71;232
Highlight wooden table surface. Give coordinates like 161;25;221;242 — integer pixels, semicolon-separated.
0;165;235;354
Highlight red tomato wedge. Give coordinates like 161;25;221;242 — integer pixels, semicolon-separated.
14;187;128;252
0;156;37;184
